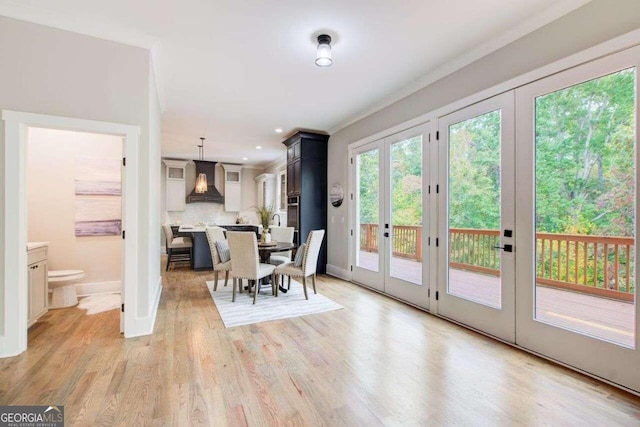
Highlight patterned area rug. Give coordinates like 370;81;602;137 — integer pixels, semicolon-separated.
78;293;121;315
206;279;343;328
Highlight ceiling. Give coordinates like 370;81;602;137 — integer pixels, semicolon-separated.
0;0;591;166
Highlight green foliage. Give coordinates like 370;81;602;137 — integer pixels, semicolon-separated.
255;204;275;230
356;68;637;289
391;137;422;226
449;110;501;229
535;68;636;237
357;149;380;225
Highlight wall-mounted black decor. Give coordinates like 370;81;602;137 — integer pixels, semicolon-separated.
330;183;344;207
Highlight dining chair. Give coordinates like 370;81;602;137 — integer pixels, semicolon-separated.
163;224;193;271
268;226;295;265
205;226;232;290
274;229;325;300
227;231;276;304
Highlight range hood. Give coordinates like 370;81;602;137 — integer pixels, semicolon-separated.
187;160;224;204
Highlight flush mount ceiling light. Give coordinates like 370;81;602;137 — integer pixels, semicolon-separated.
275;128;283;133
256;145;262;150
315;34;332;67
195;137;208;193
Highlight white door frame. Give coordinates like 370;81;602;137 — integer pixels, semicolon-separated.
383;122;431;309
514;46;640;391
436;91;516;342
349;122;432;309
350;139;385;291
1;110;140;357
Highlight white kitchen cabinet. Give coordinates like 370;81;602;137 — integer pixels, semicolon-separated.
27;245;48;327
163;159;190;212
221;164;243;212
255;173;275;208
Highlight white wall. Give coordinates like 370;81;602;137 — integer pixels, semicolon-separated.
0;16;160;338
147;59;162;318
27;128;122;285
326;0;640;272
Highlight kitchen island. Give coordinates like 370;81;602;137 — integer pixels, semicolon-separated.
176;224;261;270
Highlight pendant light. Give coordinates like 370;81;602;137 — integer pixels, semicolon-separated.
315;34;332;67
195;137;208;193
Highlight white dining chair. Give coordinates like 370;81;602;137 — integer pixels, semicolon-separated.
227;231;276;304
274;229;325;300
268;226;295;265
205;226;232;290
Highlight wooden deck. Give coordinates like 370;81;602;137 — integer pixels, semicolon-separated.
358;251;635;347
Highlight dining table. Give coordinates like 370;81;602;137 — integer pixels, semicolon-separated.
258;241;297;293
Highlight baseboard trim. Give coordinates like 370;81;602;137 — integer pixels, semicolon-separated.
74;281;121;297
326;264;351;282
125;276;162;338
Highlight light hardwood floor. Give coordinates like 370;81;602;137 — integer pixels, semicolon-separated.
1;258;640;426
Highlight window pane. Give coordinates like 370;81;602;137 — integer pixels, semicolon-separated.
390;136;423;285
535;68;636;348
448;110;502;308
356;149;380;272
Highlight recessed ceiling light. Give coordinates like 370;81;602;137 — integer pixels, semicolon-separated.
256;145;262;150
243;157;248;161
275;128;283;133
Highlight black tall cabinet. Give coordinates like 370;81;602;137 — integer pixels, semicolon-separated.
283;131;329;274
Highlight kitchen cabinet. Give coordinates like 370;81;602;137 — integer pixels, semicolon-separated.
255;173;275;208
222;164;243;212
163;159;190;212
27;245;48;327
282;131;329;273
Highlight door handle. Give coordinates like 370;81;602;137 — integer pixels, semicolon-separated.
492;244;513;252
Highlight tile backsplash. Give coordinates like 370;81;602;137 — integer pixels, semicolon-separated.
165;203;259;226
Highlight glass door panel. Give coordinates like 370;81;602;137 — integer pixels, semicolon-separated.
448;110;502;309
383;123;430;309
389;135;423;285
515;46;640;392
438;92;515;342
534;68;636;348
352;141;384;291
351;123;431;308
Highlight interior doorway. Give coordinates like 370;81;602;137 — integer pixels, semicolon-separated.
26;127;124;336
1;111;140;358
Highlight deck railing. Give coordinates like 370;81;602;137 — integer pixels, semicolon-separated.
360;223;422;261
359;224;635;301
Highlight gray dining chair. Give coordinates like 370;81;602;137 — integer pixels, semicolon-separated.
274;229;325;300
227;231;276;304
205;226;232;290
162;224;192;271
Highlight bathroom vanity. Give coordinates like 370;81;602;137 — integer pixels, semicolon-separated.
27;242;49;327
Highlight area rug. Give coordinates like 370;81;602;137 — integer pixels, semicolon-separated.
77;293;121;315
206;279;343;328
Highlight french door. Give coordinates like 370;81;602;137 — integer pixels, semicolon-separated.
515;46;640;391
352;123;431;308
437;92;516;342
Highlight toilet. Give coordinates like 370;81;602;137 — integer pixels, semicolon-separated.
48;270;85;308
